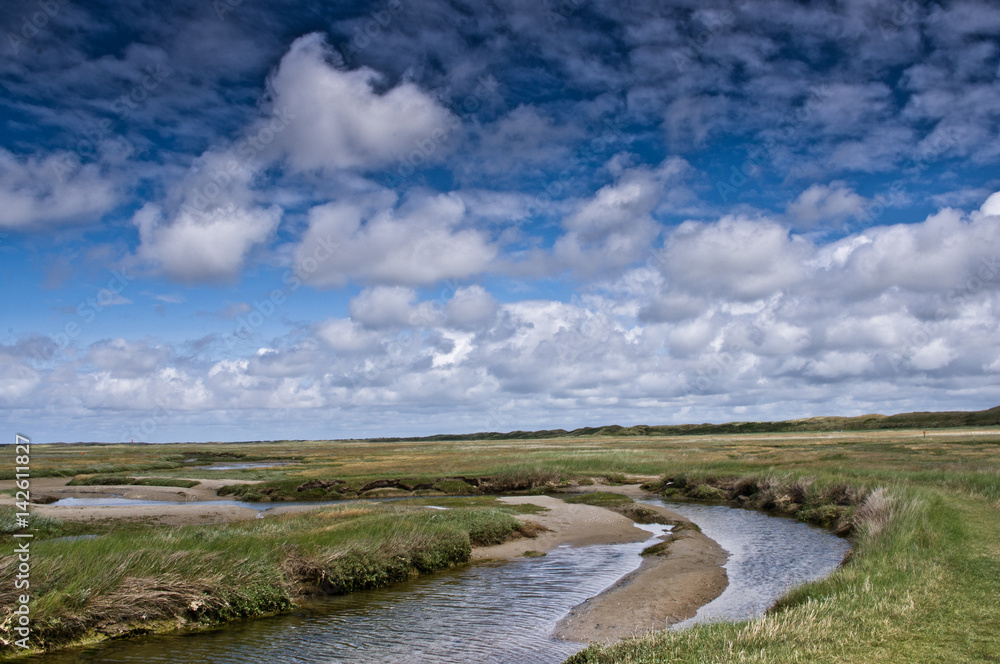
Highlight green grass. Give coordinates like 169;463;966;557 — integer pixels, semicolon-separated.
563;491;635;507
568;477;1000;663
4;427;1000;661
0;501;539;656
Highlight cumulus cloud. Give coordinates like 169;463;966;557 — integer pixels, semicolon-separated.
133;202;281;283
294;191;496;287
349;286;445;328
786;182;868;229
315;318;379;353
446;285;498;330
267;32;457;172
656;216;808;301
554;157;690;275
0;149;119;231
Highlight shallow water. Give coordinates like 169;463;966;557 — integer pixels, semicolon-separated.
646;499;852;628
199;461;297;470
25;502;850;664
26;523;669;664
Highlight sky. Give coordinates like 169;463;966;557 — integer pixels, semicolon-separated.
1;0;999;443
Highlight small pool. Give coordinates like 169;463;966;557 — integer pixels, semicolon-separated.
199;461;297;470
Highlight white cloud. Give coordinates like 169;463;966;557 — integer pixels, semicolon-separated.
446;285;498;330
85;339;169;379
294;191;496;287
315;318;379;353
786;182;867;228
0;149;118;231
349;286;444;328
133;202;280;283
554;158;689;275
658;216;808;300
981;191;1000;217
268;32;457;172
807;351;872;379
909;338;956;371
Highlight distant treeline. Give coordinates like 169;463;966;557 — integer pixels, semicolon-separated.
368;405;1000;442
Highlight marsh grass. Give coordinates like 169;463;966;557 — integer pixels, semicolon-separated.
0;502;536;655
5;427;1000;661
563;492;634;508
568;478;1000;663
65;475;200;488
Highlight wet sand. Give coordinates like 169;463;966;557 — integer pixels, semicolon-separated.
13;477;730;638
553;504;729;642
472;495;655;559
4;476;263;526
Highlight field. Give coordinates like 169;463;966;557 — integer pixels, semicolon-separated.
2;425;999;661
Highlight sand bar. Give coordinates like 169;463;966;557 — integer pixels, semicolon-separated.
472;489;730;643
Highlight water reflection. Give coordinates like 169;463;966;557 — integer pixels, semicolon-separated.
26;502;850;664
645;500;851;628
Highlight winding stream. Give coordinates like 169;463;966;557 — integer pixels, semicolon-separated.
646;500;852;628
24;501;850;664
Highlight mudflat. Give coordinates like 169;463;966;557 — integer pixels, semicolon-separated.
472;495;655;559
553;503;729;642
16;476;730;637
7;476;264;526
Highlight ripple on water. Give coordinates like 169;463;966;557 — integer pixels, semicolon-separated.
27;505;850;663
645;500;852;629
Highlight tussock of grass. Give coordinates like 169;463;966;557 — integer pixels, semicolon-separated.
0;506;68;538
563;491;672;525
8;427;1000;661
0;502;539;656
218;468;566;502
563;491;635;507
639;540;671;557
568;476;1000;664
431;479;481;494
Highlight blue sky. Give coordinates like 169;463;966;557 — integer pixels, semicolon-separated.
2;0;1000;442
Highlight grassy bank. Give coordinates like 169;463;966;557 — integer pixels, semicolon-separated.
65;475;200;488
567;472;1000;663
0;499;541;658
